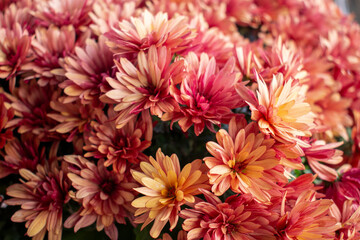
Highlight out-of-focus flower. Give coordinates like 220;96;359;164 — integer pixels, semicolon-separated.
180;189;275;240
104;45;182;128
105;10;195;56
163;52;244;136
5;80;63;141
350;110;360;167
158;231;187;240
330;200;360;240
304;140;343;182
275;190;340;239
326;168;360;213
0;3;36;34
236;72;315;154
204;116;286;202
0;95;14;148
131;148;209;238
32;0;93;31
84;108;152;174
89;0;136;36
0;133;45;178
48;99;100;142
22;25;85;86
0;23;32;91
60;36;115;106
64;155;137;240
5;160;70;240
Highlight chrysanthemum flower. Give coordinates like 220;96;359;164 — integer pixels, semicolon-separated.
105;10;195;56
60;36;115;106
0;3;36;34
89;0;136;36
180;189;275;240
5;80;63;141
48;99;100;142
325;168;360;213
162;52;244;136
0;95;14;148
236;72;315;154
104;45;182;128
23;25;85;86
64;155;138;240
204;116;286;202
275;190;340;239
0;133;45;178
330;200;360;240
84;108;152;174
304;140;343;182
32;0;93;30
0;23;32;91
131;148;209;238
5;160;70;240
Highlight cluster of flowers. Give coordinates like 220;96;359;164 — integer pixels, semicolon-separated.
0;0;360;239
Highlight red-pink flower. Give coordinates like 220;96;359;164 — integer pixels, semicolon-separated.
60;35;115;106
0;23;32;91
0;95;13;148
163;52;244;136
104;45;182;128
64;155;138;240
5;160;70;240
180;189;275;240
84;109;152;174
304;140;343;182
0;133;45;178
5;80;63;141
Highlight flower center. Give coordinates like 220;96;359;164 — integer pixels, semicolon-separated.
101;180;116;195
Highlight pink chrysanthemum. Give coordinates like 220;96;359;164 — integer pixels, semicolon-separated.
304;140;343;182
162;52;244;136
0;23;32;91
84;109;152;174
23;25;86;86
0;133;45;178
204;116;286;202
60;36;115;106
105;10;195;56
64;155;137;240
104;45;182;128
236;72;315;154
5;80;63;141
0;95;14;148
32;0;93;30
5;160;70;240
180;189;275;240
131;148;209;238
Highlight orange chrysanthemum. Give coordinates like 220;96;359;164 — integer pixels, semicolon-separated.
204;116;286;203
5;160;70;240
275;190;340;239
236;72;315;154
104;45;182;128
131;148;209;238
84;108;152;174
105;10;195;56
0;95;14;148
64;155;137;240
